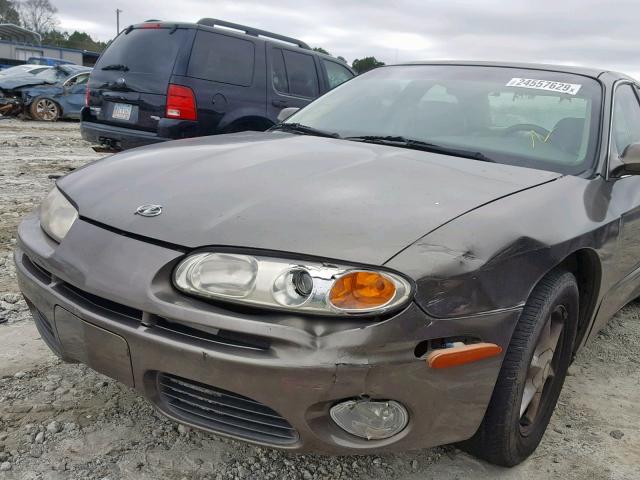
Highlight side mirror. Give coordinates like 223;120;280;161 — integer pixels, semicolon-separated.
277;107;299;123
614;143;640;176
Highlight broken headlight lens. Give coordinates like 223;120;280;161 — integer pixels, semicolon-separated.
39;187;78;242
173;252;412;315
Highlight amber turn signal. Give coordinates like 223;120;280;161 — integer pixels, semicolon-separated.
427;343;503;369
329;271;396;310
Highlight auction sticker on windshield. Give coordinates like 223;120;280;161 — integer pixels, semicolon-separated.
506;78;582;95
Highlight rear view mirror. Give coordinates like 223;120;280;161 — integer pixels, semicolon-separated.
614;143;640;175
277;107;299;123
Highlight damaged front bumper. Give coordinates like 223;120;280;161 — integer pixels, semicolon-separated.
14;213;520;453
0;91;23;116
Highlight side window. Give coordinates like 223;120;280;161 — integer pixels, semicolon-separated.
612;85;640;155
75;74;89;85
272;49;289;94
187;31;255;87
322;60;353;89
64;74;89;87
282;50;318;98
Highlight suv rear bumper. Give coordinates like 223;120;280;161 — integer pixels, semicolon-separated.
81;120;168;150
80;106;201;150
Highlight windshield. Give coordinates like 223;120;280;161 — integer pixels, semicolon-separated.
287;65;602;174
34;68;67;83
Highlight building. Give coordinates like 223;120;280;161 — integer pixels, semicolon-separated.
0;24;100;68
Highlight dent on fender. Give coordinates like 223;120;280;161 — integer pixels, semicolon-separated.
386;176;620;319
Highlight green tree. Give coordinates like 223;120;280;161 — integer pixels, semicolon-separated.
0;0;20;24
40;28;67;46
40;29;107;52
66;30;107;51
313;47;330;55
352;56;385;74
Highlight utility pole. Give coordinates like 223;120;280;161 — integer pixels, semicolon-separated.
116;9;123;35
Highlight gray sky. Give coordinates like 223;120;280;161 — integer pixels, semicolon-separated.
54;0;640;78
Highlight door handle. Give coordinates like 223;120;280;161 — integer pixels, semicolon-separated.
272;99;288;108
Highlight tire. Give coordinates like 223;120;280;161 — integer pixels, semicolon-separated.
460;269;579;466
30;97;61;121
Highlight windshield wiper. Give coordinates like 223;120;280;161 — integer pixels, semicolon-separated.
270;123;341;139
345;135;495;163
101;64;129;72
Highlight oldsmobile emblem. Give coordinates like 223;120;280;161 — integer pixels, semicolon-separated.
135;204;163;217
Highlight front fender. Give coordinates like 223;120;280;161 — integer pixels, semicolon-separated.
386;175;616;318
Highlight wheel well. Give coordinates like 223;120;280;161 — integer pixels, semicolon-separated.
223;116;274;133
555;249;601;353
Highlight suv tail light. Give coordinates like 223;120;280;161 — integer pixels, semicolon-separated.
85;85;90;107
166;84;197;121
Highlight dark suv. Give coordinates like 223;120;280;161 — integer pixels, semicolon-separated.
81;19;355;150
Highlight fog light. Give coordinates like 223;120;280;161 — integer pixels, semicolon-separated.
330;399;408;440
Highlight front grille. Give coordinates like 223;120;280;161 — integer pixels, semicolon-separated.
58;282;143;321
33;309;62;355
23;255;52;284
157;373;298;445
153;317;271;351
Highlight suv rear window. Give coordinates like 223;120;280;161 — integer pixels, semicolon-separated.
95;28;186;78
187;31;255;87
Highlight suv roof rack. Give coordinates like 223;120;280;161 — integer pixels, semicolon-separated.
197;18;310;50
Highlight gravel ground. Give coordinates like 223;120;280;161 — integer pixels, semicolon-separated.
0;118;638;480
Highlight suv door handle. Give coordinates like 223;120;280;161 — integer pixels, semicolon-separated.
272;99;288;108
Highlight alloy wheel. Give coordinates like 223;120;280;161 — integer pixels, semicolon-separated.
35;99;58;121
519;304;567;433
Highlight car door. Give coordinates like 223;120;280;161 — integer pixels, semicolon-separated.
61;73;90;116
599;83;640;320
266;47;320;122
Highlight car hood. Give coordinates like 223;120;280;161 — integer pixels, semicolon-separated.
58;133;561;265
0;75;51;90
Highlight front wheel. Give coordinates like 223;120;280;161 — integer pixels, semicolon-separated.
30;97;60;121
460;269;579;466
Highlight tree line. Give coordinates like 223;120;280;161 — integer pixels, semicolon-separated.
313;47;385;75
0;0;108;52
1;0;386;71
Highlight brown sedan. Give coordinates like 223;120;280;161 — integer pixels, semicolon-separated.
14;62;640;466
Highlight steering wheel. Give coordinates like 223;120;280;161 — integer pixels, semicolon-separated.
502;124;550;138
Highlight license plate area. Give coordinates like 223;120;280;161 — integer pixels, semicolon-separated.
54;306;134;387
111;102;133;121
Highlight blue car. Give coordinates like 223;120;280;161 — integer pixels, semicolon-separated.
27;56;75;67
0;64;92;120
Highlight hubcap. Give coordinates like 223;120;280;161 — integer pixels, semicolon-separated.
519;304;567;431
36;99;58;121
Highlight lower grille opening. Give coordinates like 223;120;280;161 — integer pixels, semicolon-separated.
157;373;298;445
153;317;270;351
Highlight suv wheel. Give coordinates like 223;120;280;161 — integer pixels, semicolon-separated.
460;269;579;466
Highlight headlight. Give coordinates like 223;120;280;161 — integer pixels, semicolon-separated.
173;252;412;315
39;187;78;242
